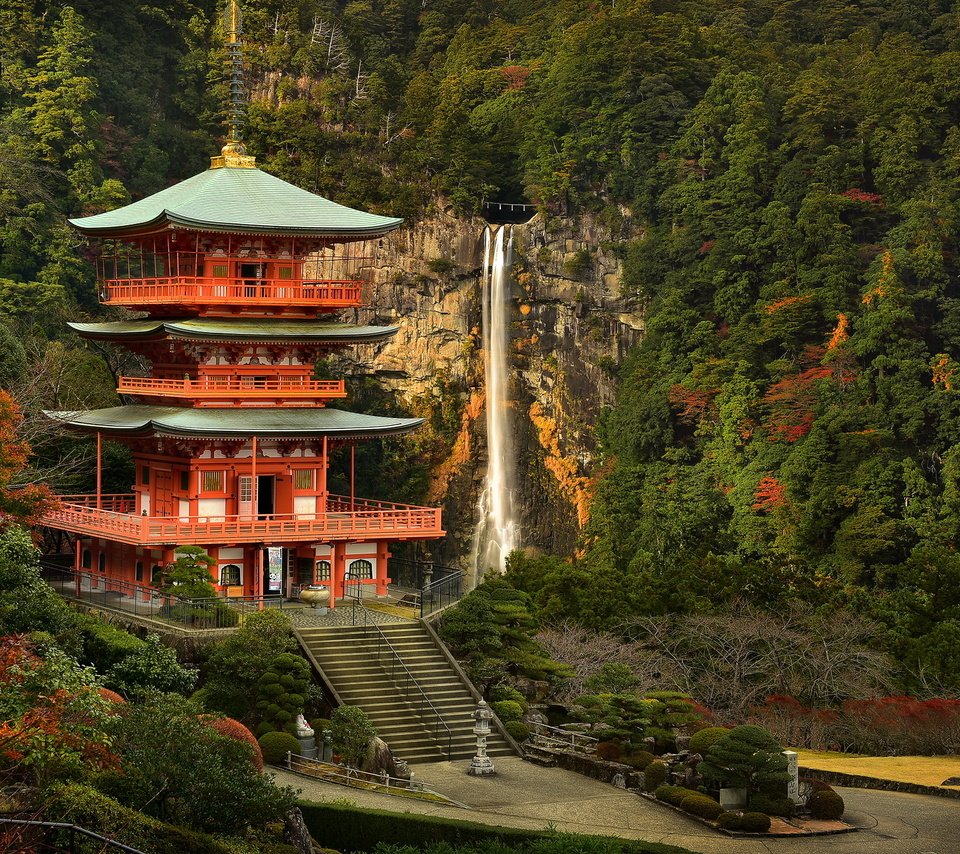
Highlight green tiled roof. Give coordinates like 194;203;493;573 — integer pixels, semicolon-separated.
69;167;403;238
68;319;399;344
45;405;423;439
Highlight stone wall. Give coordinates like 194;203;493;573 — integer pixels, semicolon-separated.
342;206;644;567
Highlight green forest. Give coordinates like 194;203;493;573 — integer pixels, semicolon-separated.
6;0;960;694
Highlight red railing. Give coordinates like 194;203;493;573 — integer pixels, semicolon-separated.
43;494;444;546
100;277;362;308
117;376;347;402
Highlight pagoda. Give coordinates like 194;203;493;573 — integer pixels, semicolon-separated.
40;6;442;606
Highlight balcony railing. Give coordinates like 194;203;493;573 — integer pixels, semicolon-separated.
117;375;347;405
100;276;362;309
42;493;444;546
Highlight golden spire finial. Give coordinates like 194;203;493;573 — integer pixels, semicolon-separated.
211;0;256;168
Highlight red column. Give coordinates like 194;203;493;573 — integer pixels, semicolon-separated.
375;541;389;596
96;432;102;510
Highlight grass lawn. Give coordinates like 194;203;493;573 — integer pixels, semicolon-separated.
796;750;960;788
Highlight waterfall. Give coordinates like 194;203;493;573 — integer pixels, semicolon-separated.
470;225;518;582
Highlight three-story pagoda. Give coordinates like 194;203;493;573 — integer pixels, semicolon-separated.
42;141;443;606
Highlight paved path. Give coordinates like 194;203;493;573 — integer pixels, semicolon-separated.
274;756;960;853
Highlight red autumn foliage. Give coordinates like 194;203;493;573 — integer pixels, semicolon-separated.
841;188;884;206
0;391;59;527
762;346;843;442
499;65;530;90
98;688;126;704
206;716;264;771
764;294;813;315
752;476;787;511
668;385;719;424
698;239;715;254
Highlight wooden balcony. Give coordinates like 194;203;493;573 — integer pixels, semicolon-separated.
100;277;363;312
117;376;347;407
42;494;444;546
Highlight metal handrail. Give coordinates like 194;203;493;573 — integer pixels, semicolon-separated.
348;594;453;759
530;722;599;753
419;570;465;617
0;818;147;853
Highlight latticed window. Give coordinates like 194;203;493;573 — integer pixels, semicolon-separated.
315;560;331;581
201;470;224;492
348;559;373;580
219;564;241;586
238;476;253;503
294;469;314;490
278;266;293;280
212;263;229;277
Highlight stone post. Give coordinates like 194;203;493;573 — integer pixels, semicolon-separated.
783;750;801;804
467;700;496;776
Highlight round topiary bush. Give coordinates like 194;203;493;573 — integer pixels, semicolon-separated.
257;730;301;765
621;749;655;770
738;812;772;832
255;721;277;738
595;741;623;761
489;683;528;710
644;759;667;791
808;789;845;820
749;794;795;817
489;700;524;722
680;793;723;820
689;726;730;756
505;720;530;742
655;785;700;807
310;717;331;734
209;717;264;771
717;811;739;829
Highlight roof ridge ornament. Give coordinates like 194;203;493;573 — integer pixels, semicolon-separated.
211;0;256;169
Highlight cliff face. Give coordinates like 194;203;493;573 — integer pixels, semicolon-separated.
347;208;644;568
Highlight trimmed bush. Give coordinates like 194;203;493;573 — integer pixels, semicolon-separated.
77;618;146;670
644;759;667;791
808;789;845;820
680;793;723;820
310;717;331;733
256;721;277;738
489;683;528;711
505;720;530;742
688;726;729;756
490;700;524;722
298;799;687;853
255;652;311;735
208;717;264;771
748;794;795;817
655;785;700;807
621;750;656;770
595;740;623;761
258;730;301;765
718;811;771;832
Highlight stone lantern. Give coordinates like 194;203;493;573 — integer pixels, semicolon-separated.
467;700;496;776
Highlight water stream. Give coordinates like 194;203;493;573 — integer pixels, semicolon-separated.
469;225;518;583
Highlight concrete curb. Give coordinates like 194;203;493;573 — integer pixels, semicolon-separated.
799;766;960;800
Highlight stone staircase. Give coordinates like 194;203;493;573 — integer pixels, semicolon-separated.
296;621;516;763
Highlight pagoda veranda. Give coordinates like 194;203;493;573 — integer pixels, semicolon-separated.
40;142;444;608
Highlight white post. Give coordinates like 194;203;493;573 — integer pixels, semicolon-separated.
783;750;801;804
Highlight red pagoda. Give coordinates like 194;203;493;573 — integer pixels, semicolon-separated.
40;137;443;607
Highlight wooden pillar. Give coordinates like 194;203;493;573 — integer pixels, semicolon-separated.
251;435;258;517
375;541;389;596
319;436;328;512
329;541;344;609
350;444;355;512
252;546;263;601
74;538;82;597
96;432;102;510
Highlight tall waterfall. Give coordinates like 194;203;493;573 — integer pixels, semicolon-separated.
470;225;518;582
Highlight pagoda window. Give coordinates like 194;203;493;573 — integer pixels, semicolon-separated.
315;560;331;581
348;559;373;580
140;467;150;486
238;476;253;504
219;564;241;586
294;469;314;490
211;263;229;278
81;549;92;569
296;558;313;585
135;561;143;582
201;471;225;492
180;471;189;491
98;553;106;573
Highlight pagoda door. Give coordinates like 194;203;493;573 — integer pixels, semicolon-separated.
238;476;253;518
154;471;173;516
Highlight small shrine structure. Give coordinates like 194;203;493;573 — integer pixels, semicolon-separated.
41;141;443;606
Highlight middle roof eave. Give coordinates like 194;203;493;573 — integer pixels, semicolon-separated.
67;319;400;344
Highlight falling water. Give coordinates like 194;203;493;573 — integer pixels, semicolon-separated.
470;225;518;582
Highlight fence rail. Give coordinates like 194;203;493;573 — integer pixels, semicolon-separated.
101;276;362;308
118;375;347;402
529;722;599;754
39;561;283;631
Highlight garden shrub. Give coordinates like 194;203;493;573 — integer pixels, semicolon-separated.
207;717;263;771
689;726;729;756
595;741;623;761
106;634;198;698
808;789;845;819
505;720;530;742
330;705;377;767
255;652;310;734
490;700;524;722
621;750;655;770
76;617;146;670
748;794;794;817
489;683;528;710
654;785;700;807
258;730;301;764
644;759;667;791
679;793;723;820
256;721;277;737
310;717;332;733
98;687;125;704
700;725;789;792
717;811;771;832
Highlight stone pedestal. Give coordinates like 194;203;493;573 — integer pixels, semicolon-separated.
783;750;801;804
467;700;496;776
720;787;748;809
298;735;317;760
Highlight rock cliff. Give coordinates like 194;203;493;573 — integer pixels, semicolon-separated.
342;207;644;570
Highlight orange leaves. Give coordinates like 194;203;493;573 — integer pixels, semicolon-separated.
667;384;719;424
764;293;812;315
752;476;787;511
931;353;957;391
0;390;59;527
498;65;530;90
826;313;849;351
862;250;895;305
